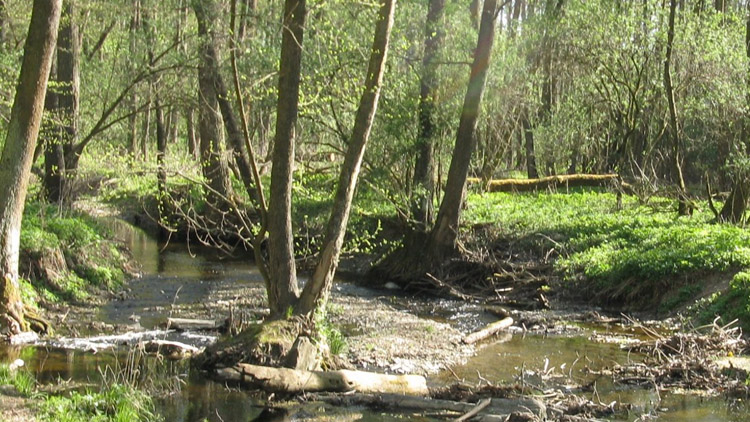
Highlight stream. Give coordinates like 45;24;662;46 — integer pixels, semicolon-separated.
1;221;748;421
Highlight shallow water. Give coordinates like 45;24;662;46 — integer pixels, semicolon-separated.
2;221;747;421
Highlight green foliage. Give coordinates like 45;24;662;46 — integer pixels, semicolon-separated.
0;364;37;397
38;384;162;422
291;171;397;256
696;271;750;332
19;203;128;302
464;190;750;304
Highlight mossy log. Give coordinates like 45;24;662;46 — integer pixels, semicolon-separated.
216;363;429;396
468;174;632;193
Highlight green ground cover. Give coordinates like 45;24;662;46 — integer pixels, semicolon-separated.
463;189;750;327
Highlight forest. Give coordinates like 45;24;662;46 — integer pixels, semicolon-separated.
1;0;750;421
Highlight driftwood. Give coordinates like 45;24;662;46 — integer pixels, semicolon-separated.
468;174;632;193
311;392;546;419
216;363;429;396
463;317;514;344
164;317;221;331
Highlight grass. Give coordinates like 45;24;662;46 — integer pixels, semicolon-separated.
462;189;750;309
38;384;162;422
0;363;36;397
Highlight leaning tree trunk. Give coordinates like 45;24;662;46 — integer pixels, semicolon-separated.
297;0;396;317
664;0;690;216
0;0;61;336
427;0;499;256
410;0;445;230
266;0;306;316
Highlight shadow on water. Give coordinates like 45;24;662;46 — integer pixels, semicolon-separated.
0;221;747;421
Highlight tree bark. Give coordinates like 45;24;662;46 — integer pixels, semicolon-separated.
297;0;396;316
186;107;198;158
522;113;538;179
428;0;499;255
43;60;65;203
193;0;234;211
193;0;261;209
216;363;429;396
664;0;689;215
44;0;80;204
0;0;61;336
266;0;306;316
411;0;446;229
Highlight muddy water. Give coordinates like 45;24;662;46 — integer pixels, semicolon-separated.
1;222;747;421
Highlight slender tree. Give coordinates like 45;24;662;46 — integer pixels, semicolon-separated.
717;0;750;223
297;0;396;316
428;0;500;255
664;0;690;215
411;0;446;229
0;0;61;336
266;0;306;316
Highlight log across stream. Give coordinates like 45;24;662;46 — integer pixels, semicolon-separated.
1;221;747;421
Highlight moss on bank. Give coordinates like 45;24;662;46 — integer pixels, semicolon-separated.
19;202;132;305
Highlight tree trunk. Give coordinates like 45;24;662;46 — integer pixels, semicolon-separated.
193;0;233;211
718;0;750;224
0;0;6;48
266;0;306;316
0;0;61;336
428;0;499;255
522;113;538;179
411;0;445;230
297;0;396;316
155;99;168;223
44;0;79;204
193;0;261;209
43;60;65;203
128;0;141;160
664;0;689;215
186;107;198;158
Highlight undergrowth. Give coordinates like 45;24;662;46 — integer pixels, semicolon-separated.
38;384;162;422
20;202;129;303
463;189;750;309
695;271;750;332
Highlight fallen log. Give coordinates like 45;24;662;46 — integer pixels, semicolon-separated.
463;317;514;344
216;363;429;396
164;317;221;331
468;174;633;194
142;340;201;360
311;393;546;419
